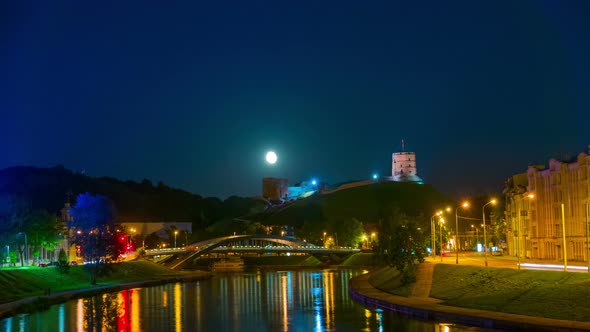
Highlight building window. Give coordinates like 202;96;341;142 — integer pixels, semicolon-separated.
554;224;561;237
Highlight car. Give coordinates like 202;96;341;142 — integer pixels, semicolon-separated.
38;263;48;267
70;261;78;265
491;249;503;256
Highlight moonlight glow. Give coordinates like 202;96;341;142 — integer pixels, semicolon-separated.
265;151;278;164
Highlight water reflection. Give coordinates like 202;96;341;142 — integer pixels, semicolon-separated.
0;269;499;332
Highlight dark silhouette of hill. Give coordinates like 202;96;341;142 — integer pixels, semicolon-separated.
0;165;264;228
258;181;453;227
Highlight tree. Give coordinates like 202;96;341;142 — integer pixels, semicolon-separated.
295;220;327;245
24;210;62;264
56;248;70;274
376;207;427;285
329;217;365;247
144;232;163;249
69;193;119;284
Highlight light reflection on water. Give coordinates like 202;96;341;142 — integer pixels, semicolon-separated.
0;269;495;332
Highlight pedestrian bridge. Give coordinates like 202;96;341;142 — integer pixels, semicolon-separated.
144;234;361;269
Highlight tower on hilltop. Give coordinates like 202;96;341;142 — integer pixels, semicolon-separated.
391;139;423;183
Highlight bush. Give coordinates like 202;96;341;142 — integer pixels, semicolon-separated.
400;264;417;285
56;249;70;274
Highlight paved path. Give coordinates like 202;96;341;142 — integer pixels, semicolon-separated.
350;265;590;331
409;261;435;298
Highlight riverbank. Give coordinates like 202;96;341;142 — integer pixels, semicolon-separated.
350;263;590;331
0;260;211;319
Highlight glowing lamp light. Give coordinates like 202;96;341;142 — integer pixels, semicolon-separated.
311;179;317;186
265;151;278;164
372;174;378;180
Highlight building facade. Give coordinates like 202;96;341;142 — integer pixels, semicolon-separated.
262;177;289;201
504;152;590;261
391;151;423;182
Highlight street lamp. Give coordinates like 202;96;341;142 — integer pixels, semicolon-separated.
430;211;442;258
323;232;327;247
174;230;178;248
455;202;470;264
482;199;497;267
586;203;590;273
129;228;136;252
439;218;445;262
471;224;479;250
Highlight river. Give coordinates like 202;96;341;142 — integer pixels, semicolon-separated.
1;269;495;331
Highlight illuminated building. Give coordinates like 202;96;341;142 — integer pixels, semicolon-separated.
262;177;289;201
386;140;423;183
504;150;590;261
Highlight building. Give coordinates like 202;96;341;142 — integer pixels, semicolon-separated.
388;140;423;183
262;177;289;201
504;151;590;261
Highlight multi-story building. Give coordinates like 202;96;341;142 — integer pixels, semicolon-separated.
504;151;590;261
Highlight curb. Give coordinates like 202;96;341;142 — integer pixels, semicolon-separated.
348;272;590;332
0;273;211;319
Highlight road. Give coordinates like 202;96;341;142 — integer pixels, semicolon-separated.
430;251;590;273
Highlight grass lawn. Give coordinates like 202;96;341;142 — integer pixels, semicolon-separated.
367;266;412;296
0;260;190;305
430;264;590;322
341;253;386;267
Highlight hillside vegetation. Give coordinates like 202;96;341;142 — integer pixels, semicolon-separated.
259;181;452;226
0;165;265;227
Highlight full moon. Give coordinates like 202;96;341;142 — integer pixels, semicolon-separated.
265;151;278;164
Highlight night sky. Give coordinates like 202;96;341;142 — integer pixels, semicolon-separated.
2;1;590;199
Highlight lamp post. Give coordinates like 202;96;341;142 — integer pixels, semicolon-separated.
130;228;136;252
455;202;469;265
174;230;178;248
471;225;479;250
439;218;445;262
586;203;589;273
561;203;568;272
482;199;497;267
431;211;442;258
323;232;327;247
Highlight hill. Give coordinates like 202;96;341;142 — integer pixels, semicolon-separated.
0;165;265;228
258;181;453;227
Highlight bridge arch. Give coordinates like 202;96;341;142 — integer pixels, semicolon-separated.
169;235;321;269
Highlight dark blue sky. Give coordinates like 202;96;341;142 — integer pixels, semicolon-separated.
2;1;589;199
